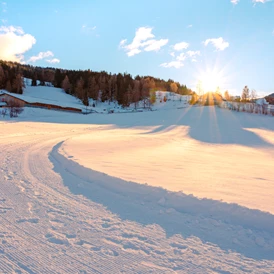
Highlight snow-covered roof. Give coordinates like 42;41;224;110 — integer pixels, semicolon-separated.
0;85;84;110
256;98;269;105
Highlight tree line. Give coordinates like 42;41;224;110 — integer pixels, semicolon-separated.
0;61;25;94
0;60;193;107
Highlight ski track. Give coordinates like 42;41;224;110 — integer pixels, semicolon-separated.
0;123;274;273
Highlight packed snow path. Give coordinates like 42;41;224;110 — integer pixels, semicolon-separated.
0;106;274;273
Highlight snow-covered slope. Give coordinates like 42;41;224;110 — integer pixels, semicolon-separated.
85;90;191;114
0;106;274;273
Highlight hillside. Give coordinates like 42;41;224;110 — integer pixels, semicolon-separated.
1;79;191;114
0;60;194;109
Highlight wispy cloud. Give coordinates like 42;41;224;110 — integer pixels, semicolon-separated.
231;0;239;4
252;0;270;3
186;50;201;62
161;49;200;69
46;58;60;64
81;24;97;34
187;50;201;57
28;51;54;62
1;1;7;13
173;41;189;51
0;25;36;62
203;37;229;51
119;27;168;57
160;61;184;69
28;51;60;64
187;24;192;28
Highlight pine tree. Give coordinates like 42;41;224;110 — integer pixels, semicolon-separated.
5;80;12;92
62;75;71;93
0;65;5;89
12;74;23;94
132;80;140;109
76;77;85;101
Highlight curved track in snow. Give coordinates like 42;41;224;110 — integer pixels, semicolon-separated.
0;122;274;273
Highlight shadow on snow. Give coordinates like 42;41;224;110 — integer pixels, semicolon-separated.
50;141;274;261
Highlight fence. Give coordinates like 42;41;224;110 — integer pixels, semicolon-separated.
220;101;274;116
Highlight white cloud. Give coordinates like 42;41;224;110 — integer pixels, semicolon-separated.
231;0;239;4
187;24;192;28
203;37;229;51
119;39;127;48
252;0;270;3
162;49;201;69
187;50;201;57
173;41;189;51
28;51;54;62
143;39;168;52
127;48;141;57
0;25;24;35
176;52;187;61
120;27;168;57
46;58;60;64
0;25;36;62
160;61;184;69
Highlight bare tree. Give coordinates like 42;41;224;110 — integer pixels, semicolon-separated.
170;82;178;101
7;100;24;118
250;89;257;113
140;78;150;108
241;86;249;102
224;90;230;101
2;108;7;118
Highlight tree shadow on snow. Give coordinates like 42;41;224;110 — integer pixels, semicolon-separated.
133;106;274;147
21;106;274;147
50;141;274;261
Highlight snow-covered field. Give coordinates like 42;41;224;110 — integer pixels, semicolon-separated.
1;105;274;273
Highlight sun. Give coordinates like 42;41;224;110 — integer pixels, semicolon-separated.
199;70;224;93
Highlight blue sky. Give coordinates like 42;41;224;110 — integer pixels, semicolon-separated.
0;0;273;96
